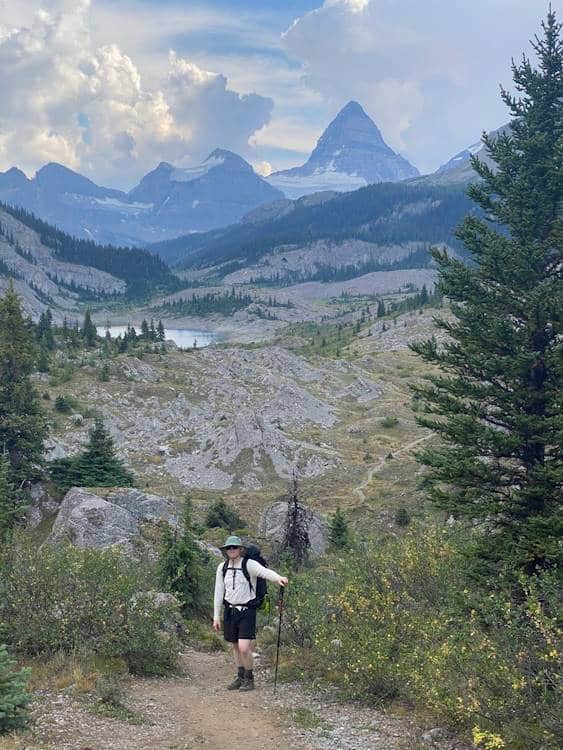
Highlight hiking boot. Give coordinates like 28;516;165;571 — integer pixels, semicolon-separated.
227;675;243;690
239;676;255;691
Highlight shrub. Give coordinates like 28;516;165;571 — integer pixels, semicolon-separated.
0;643;31;733
281;529;561;749
205;498;245;531
54;394;75;413
0;534;179;676
394;507;410;527
380;416;399;429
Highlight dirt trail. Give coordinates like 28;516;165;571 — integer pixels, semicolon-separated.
352;433;434;502
32;649;312;750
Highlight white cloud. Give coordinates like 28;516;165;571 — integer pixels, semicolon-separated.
0;0;272;188
252;161;272;177
282;0;541;172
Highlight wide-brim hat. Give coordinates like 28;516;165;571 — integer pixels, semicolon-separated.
220;535;245;550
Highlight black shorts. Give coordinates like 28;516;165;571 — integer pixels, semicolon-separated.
223;605;256;642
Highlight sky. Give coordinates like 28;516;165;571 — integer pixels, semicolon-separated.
0;0;548;189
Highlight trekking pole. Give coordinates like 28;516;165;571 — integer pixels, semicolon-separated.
273;585;285;696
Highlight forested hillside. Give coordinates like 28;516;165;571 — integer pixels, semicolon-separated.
152;182;476;270
1;203;182;298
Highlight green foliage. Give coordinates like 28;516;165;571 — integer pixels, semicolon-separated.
54;394;75;413
98;361;111;381
0;643;31;733
380;416;399;429
155;288;255;317
394;507;411;527
49;417;135;490
205;498;245;531
158;500;212;616
283;529;561;750
328;507;349;550
0;451;28;539
81;309;97;347
0;534;179;675
410;12;563;574
0;283;47;487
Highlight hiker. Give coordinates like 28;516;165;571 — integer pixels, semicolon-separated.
213;535;288;691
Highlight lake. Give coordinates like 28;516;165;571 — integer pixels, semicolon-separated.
97;325;216;349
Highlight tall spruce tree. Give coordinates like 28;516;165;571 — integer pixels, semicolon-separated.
0;282;47;487
410;11;562;573
81;309;97;347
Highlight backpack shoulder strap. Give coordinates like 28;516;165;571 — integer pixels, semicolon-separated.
222;560;229;578
242;556;254;593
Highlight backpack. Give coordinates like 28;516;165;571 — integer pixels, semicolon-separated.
222;544;269;610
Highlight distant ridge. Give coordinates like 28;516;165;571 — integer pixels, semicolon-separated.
0;151;284;246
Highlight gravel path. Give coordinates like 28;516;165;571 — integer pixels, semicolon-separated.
19;648;471;750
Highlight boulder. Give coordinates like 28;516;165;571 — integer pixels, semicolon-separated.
47;487;180;556
258;500;327;557
26;481;60;529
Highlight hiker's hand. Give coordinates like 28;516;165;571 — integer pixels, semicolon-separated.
279;576;288;586
213;619;221;632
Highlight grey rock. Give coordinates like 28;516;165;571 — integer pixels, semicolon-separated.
422;728;447;744
47;486;179;556
43;437;69;461
71;413;84;425
26;482;60;529
259;500;327;557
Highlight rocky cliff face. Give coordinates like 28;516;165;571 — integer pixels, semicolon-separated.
268;101;419;198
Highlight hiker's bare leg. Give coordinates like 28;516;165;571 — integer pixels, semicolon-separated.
237;638;253;670
231;642;244;669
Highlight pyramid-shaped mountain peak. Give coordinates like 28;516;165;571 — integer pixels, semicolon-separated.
268;100;419;199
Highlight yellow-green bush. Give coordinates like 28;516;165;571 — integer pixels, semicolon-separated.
0;534;180;676
282;528;561;750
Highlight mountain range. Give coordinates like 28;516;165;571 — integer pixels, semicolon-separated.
0;150;283;247
0;102;447;246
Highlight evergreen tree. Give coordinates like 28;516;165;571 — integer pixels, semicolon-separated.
50;417;134;490
420;284;429;305
0;283;47;486
377;299;386;317
0;644;31;733
36;346;50;373
157;320;165;342
410;11;563;574
36;309;54;350
0;451;22;538
81;309;97;347
328;506;350;550
205;498;245;531
141;319;150;339
158;498;210;616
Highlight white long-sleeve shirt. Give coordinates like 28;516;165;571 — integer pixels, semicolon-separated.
213;558;283;621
